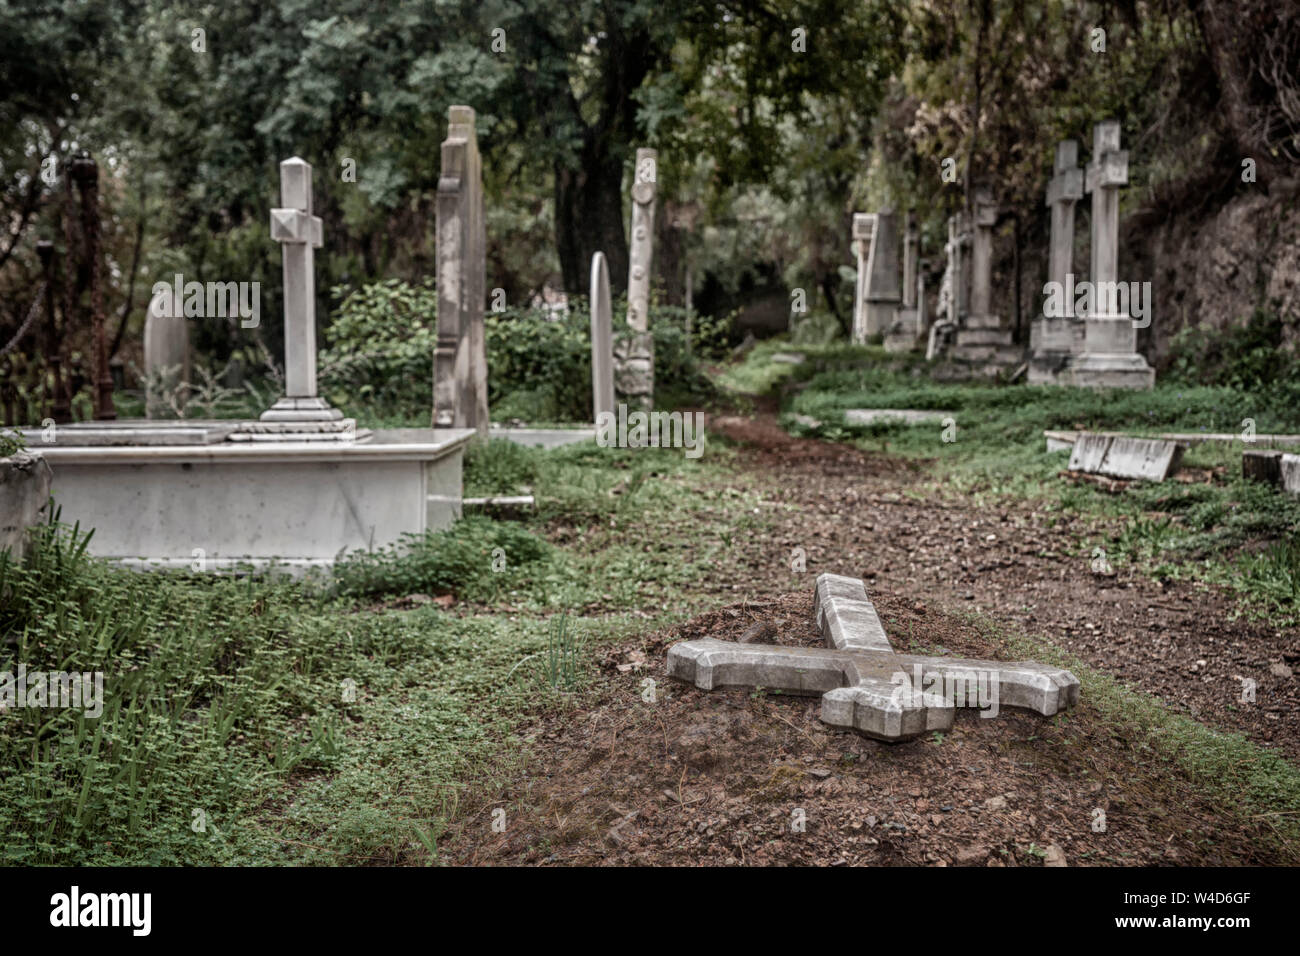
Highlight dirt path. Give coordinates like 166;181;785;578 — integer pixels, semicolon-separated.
439;413;1299;866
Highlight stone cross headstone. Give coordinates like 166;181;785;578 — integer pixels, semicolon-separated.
589;251;614;422
1065;121;1154;388
243;157;359;440
615;148;657;411
433;105;489;434
668;573;1080;742
143;285;188;418
950;188;1019;365
261;157;341;425
1029;140;1085;383
967;186;997;321
902;213;917;310
850;213;875;344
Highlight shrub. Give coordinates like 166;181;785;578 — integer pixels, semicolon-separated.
331;515;552;601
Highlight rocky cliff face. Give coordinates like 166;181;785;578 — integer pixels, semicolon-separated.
1128;178;1300;365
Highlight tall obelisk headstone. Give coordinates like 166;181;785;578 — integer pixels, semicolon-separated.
885;213;921;352
850;213;875;344
864;209;901;338
1065;121;1154;389
143;285;189;418
615;148;657;411
433;105;490;434
1029;140;1085;384
590;251;614;421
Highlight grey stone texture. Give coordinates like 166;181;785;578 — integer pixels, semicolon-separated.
616;148;658;409
0;451;52;560
667;572;1080;743
1029;140;1086;384
433;106;490;434
590;251;615;422
1068;433;1183;481
142;285;189;418
1063;122;1155;389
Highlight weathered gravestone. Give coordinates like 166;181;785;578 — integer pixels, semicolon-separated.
240;157;358;440
590;251;614;422
863;209;901;339
1029;140;1085;384
850;213;875;344
142;285;189;418
1068;432;1183;481
951;185;1020;367
433;105;489;435
1243;449;1300;495
668;573;1080;742
1064;121;1154;389
885;213;922;352
615;148;658;411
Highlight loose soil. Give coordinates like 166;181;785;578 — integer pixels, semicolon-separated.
439;413;1299;866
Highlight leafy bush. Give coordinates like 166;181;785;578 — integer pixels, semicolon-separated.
486;299;718;422
321;279;721;424
332;515;552;601
319;279;438;417
0;427;25;458
1166;309;1300;395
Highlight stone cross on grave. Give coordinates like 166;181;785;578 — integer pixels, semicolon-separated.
255;157;355;437
667;573;1080;742
1029;140;1085;383
1065;121;1154;389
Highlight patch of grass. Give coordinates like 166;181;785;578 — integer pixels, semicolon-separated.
771;356;1300;625
0;432;756;864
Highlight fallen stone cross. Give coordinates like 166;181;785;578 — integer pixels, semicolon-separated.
667;573;1079;742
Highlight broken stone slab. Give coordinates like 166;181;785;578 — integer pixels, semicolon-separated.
845;409;947;426
666;572;1080;743
1046;428;1300;450
1243;449;1300;495
1067;432;1183;481
770;352;806;365
1243;449;1284;485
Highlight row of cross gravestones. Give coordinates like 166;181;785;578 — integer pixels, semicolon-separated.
849;120;1154;389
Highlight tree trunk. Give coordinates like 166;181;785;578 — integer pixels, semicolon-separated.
555;148;628;297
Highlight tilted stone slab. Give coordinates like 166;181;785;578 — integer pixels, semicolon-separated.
844;409;947;426
667;572;1080;742
1068;432;1182;481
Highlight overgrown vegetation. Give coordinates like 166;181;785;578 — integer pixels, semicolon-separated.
729;342;1300;626
0;439;749;864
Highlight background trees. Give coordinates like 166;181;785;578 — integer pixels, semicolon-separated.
1;0;1296;418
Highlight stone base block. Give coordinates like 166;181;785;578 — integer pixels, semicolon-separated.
260;395;344;422
1063;352;1155;390
33;428;474;571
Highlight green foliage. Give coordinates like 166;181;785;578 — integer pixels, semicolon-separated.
1165;310;1300;396
486;300;718;423
319;279;438;418
331;516;552;602
464;439;541;497
0;428;26;458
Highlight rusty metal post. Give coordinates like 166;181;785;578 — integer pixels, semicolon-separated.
71;151;115;420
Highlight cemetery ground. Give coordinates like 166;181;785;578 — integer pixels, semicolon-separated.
5;349;1300;866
